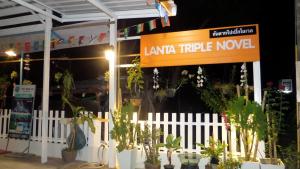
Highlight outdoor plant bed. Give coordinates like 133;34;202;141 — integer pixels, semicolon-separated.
260;158;285;169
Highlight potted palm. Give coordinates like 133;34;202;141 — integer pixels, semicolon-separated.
110;103;138;169
58;70;96;162
126;57;144;106
161;134;181;169
139;124;163;169
197;137;225;169
61;97;96;162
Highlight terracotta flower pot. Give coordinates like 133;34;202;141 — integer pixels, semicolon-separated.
164;164;174;169
145;162;161;169
61;149;77;162
130;98;142;106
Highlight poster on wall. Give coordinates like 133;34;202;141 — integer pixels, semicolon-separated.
8;97;33;139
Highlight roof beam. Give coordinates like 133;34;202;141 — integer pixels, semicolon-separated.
31;0;63;15
87;0;116;19
0;14;44;27
0;23;44;37
10;0;63;22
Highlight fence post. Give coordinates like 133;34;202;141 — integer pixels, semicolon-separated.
54;110;59;144
32;110;37;141
196;114;201;152
148;113;153;131
231;125;237;155
163;113;168;143
187;114;193;152
49;110;53;142
60;111;65;144
0;109;4;138
213;114;218;141
180;113;185;150
204;114;210;147
38;110;42;142
3;109;8;137
155;113;160;130
171;113;176;137
104;112;109;143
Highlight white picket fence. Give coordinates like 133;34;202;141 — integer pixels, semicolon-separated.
0;109;262;168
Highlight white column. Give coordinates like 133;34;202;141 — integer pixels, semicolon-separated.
108;18;117;168
253;61;265;158
296;61;300;103
253;61;262;104
41;11;52;163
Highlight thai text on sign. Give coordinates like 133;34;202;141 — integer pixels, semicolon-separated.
140;25;260;67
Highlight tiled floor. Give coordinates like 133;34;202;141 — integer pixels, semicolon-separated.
0;153;63;169
0;153;111;169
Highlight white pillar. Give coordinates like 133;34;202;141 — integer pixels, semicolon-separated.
41;11;52;163
19;51;23;84
296;61;300;103
253;61;265;158
108;18;117;168
253;61;262;104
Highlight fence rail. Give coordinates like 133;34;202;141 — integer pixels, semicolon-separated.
0;109;251;164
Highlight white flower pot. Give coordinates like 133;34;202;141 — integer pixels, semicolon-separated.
260;158;285;169
241;161;260;169
117;148;137;169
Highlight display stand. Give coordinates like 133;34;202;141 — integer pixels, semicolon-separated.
5;85;36;156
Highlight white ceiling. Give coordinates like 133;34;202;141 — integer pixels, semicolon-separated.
0;0;161;36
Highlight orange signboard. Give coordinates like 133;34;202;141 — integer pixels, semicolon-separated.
140;24;260;67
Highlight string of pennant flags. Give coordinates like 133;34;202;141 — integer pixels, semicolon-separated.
1;0;172;53
118;0;171;38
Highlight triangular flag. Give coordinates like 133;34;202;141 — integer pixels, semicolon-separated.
161;17;170;27
146;0;152;5
149;19;157;31
137;23;144;34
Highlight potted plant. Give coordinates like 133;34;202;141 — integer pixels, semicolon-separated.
54;72;63;88
218;155;242;169
160;134;181;169
197;137;225;169
178;152;201;169
110;102;138;169
154;89;168;103
126;57;144;106
225;96;267;169
61;97;96;162
260;86;288;169
139;124;163;169
0;75;9;108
